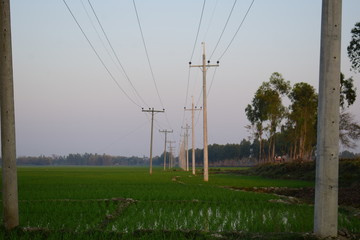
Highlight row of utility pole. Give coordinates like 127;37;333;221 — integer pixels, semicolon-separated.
159;129;173;170
181;123;190;171
185;96;202;175
168;140;175;168
0;0;343;238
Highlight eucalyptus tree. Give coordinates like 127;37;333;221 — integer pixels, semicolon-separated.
288;82;318;161
265;73;290;161
245;88;268;162
246;72;290;162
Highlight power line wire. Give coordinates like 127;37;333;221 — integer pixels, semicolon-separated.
207;67;218;98
80;0;143;107
209;0;238;59
62;0;142;108
203;0;219;41
189;0;207;62
132;0;165;109
217;0;255;61
132;0;173;131
87;0;149;108
184;0;207;132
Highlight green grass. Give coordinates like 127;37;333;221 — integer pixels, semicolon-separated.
0;167;359;239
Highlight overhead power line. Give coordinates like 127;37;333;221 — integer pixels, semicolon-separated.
203;0;219;41
184;0;207;130
217;0;255;61
132;0;165;109
209;0;238;60
189;0;207;62
62;0;142;108
87;0;149;107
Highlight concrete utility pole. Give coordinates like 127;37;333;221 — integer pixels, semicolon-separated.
185;96;202;175
168;141;175;168
0;0;19;230
190;42;219;181
159;129;173;170
314;0;342;238
179;134;186;170
182;124;191;171
142;108;165;175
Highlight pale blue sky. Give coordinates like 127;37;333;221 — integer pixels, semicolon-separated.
7;0;360;157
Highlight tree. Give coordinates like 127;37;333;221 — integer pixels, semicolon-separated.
340;73;356;108
245;72;290;162
245;89;267;162
288;82;318;161
339;112;360;149
347;22;360;72
339;73;360;149
264;73;290;161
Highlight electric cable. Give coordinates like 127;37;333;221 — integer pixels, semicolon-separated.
133;0;174;131
183;0;207;138
62;0;142;108
217;0;255;61
87;0;149;108
209;0;238;60
203;0;219;40
189;0;207;62
132;0;165;109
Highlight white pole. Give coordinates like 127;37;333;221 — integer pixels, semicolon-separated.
314;0;342;237
0;0;19;230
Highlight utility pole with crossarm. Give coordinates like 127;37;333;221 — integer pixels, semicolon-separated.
189;42;219;181
159;129;173;170
185;96;202;175
168;140;176;168
182;124;191;171
142;108;164;175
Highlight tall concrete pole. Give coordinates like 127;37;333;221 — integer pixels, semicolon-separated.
189;42;219;181
185;96;202;175
191;98;196;175
0;0;19;230
159;129;172;170
314;0;342;237
142;108;164;175
202;43;209;181
182;124;190;171
186;124;189;171
168;140;175;168
150;110;155;174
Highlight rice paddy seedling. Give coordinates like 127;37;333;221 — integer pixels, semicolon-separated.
0;166;359;239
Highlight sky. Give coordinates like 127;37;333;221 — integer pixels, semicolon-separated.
4;0;360;157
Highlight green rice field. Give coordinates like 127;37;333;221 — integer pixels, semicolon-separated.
1;167;359;239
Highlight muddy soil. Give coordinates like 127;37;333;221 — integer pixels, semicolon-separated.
229;186;360;209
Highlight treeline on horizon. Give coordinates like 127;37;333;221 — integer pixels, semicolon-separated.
1;141;359;166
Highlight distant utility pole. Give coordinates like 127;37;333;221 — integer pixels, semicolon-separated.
168;141;175;168
185;96;202;175
314;0;342;238
0;0;19;230
182;123;191;171
179;134;186;170
159;129;173;170
142;108;165;175
189;42;219;182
